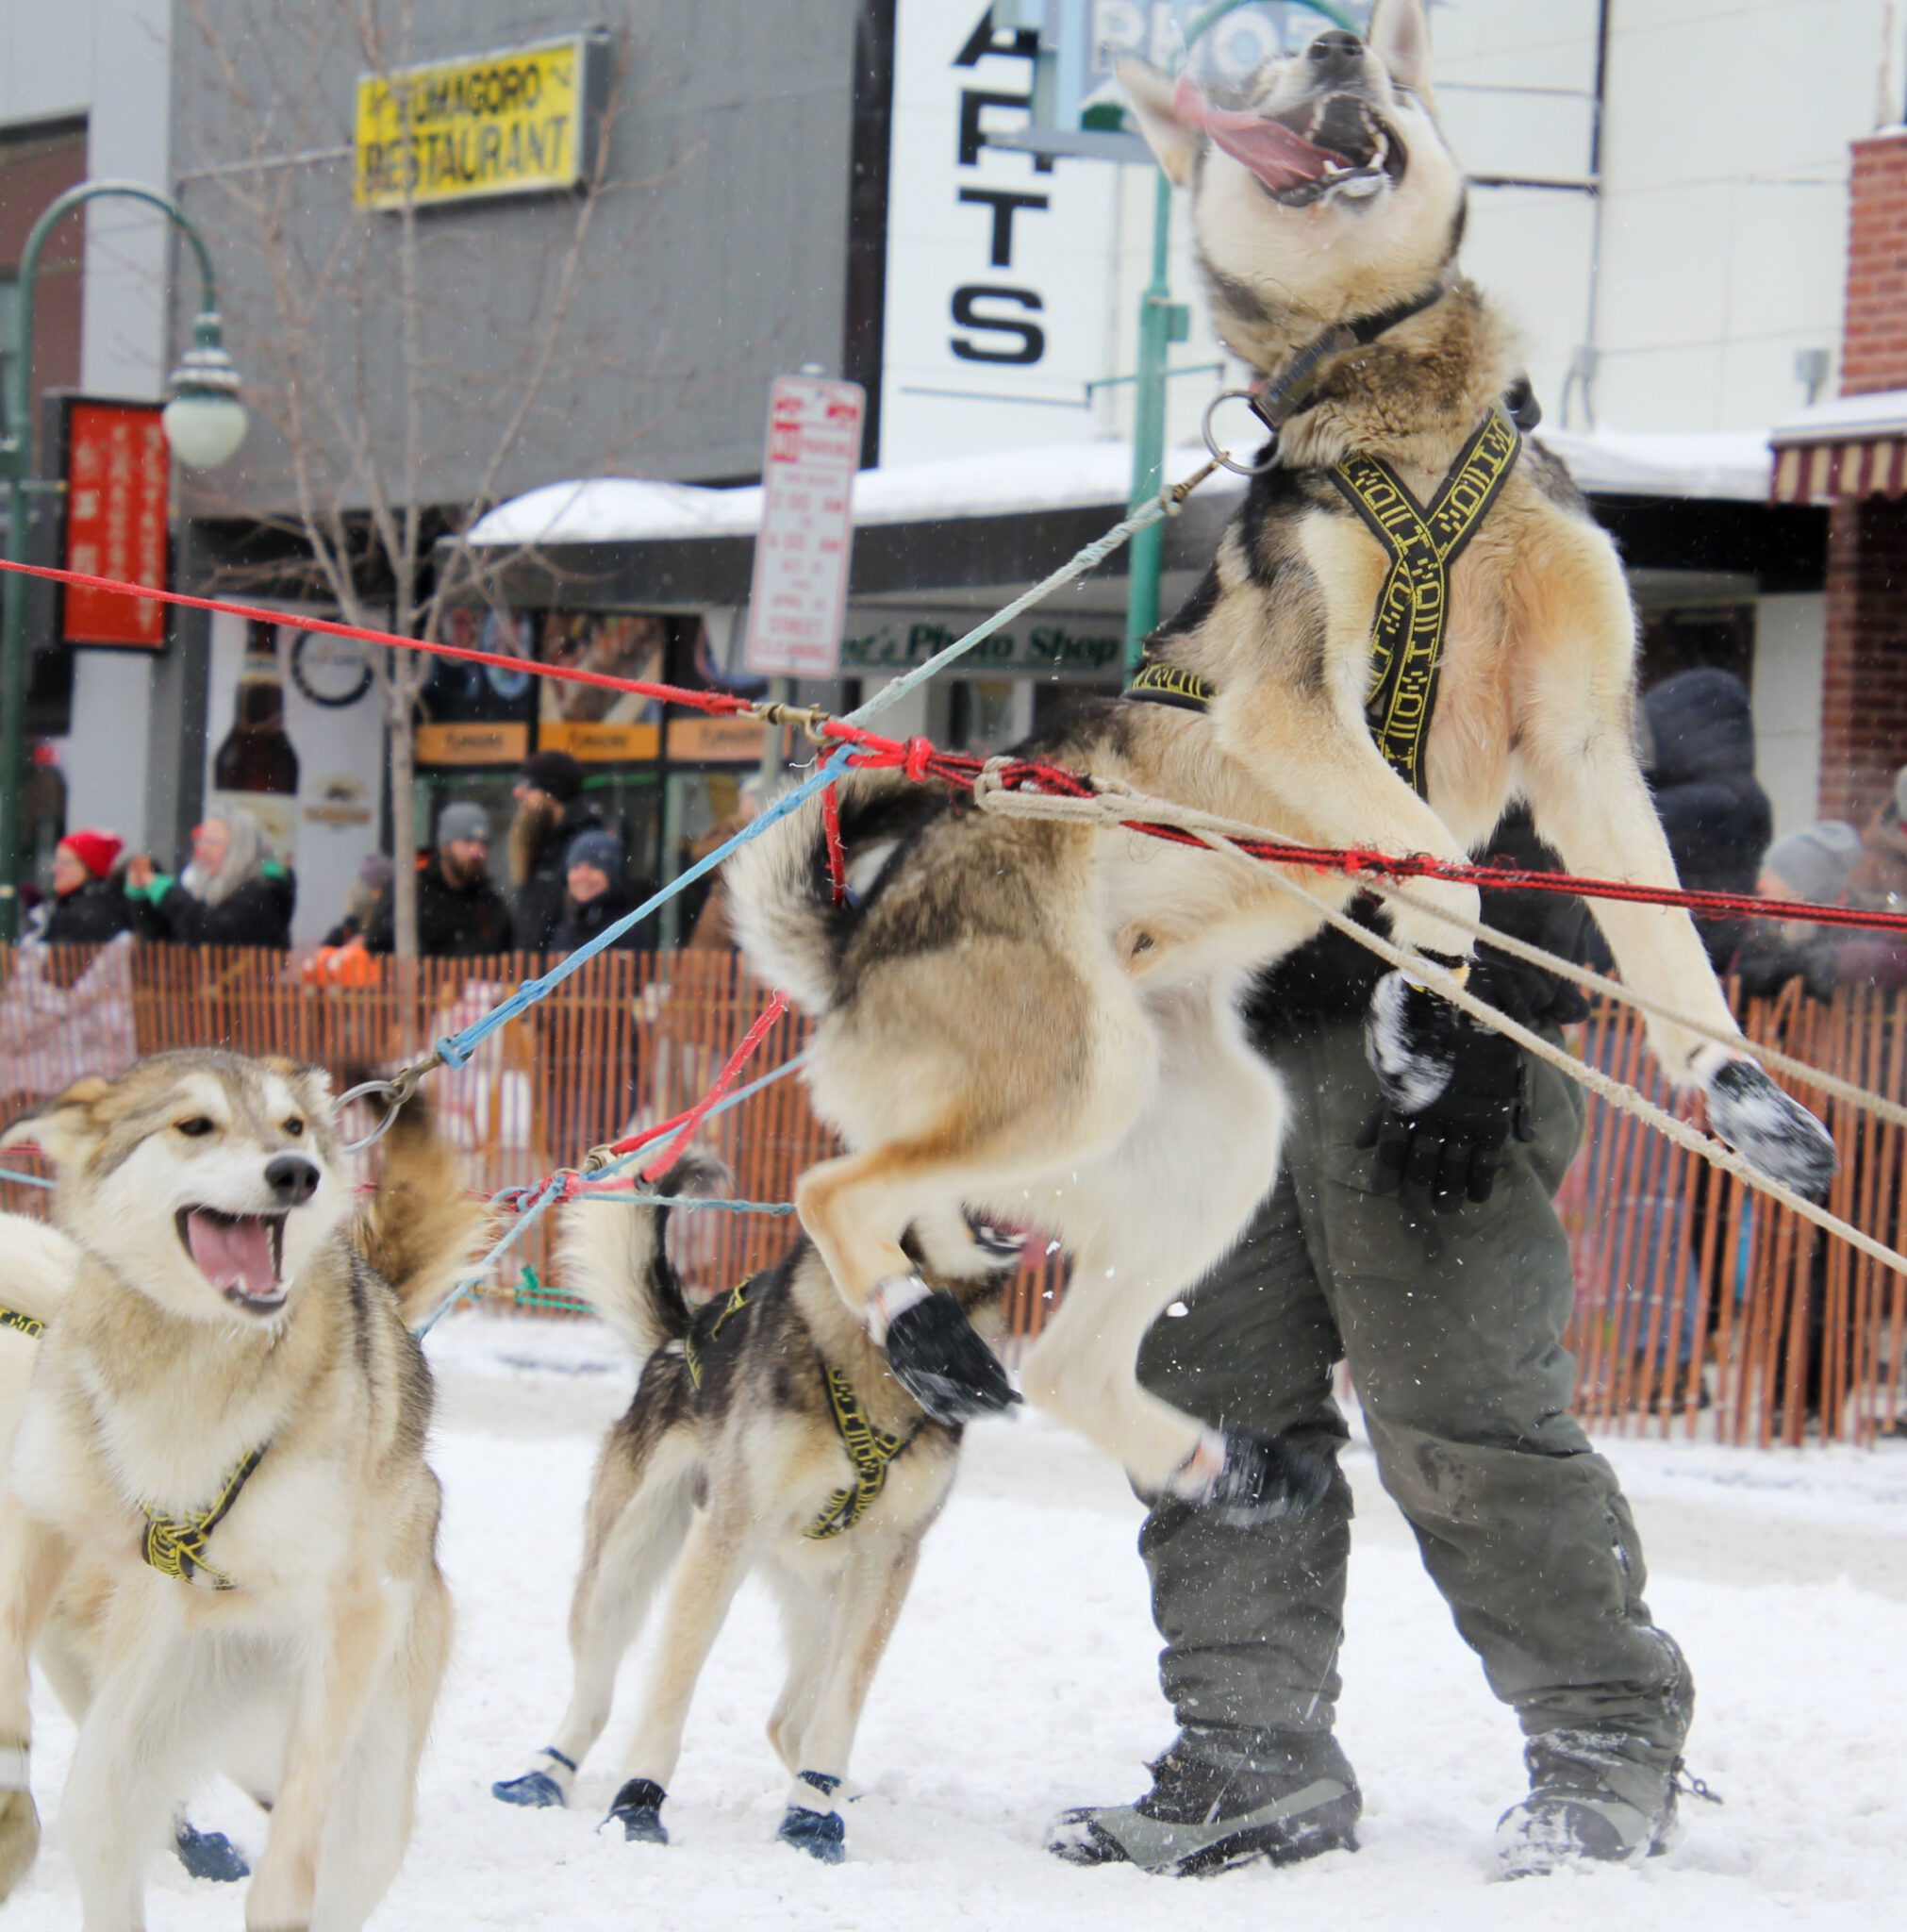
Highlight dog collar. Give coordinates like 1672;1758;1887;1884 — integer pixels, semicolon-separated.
1246;276;1451;439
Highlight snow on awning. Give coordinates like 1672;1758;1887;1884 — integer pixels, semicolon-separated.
1768;390;1907;504
467;425;1777;551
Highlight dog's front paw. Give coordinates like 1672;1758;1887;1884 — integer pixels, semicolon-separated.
0;1785;39;1900
1366;967;1465;1114
1176;1427;1335;1528
882;1289;1021;1423
603;1777;669;1845
1704;1058;1837;1201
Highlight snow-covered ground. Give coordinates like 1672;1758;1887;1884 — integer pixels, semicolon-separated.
15;1312;1907;1929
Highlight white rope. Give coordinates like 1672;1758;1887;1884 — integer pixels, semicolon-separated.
841;458;1221;726
971;763;1907;1131
970;766;1907;1281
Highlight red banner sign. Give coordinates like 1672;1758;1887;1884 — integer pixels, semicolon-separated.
62;400;170;648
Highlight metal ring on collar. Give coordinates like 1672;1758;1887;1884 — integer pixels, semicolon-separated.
1202;391;1280;476
337;1079;405;1154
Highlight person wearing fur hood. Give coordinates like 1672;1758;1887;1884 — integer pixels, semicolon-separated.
126;807;295;949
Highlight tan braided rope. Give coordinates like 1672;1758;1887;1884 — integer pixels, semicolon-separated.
968;765;1907;1280
970;762;1907;1131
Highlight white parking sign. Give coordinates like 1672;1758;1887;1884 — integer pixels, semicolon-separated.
743;375;864;678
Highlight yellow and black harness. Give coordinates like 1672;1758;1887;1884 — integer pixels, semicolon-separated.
679;1274;922;1541
140;1442;271;1592
682;1274;754;1391
1126;409;1523;795
804;1366;923;1542
4;1301;268;1591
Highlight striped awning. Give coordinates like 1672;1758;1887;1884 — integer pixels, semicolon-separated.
1769;390;1907;504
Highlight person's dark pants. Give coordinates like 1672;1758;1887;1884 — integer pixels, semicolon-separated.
1136;1014;1692;1765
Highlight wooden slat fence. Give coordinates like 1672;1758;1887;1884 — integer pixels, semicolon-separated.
3;943;1899;1443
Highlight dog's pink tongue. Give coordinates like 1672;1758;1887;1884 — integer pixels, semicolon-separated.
186;1211;277;1299
1173;76;1348;189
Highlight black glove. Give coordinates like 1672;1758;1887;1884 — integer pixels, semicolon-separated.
1357;1014;1533;1214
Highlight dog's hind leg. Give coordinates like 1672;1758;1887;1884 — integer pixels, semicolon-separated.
495;1443;695;1809
600;1507;755;1845
311;1564;453;1932
800;971;1160;1424
1020;986;1331;1516
776;1535;925;1864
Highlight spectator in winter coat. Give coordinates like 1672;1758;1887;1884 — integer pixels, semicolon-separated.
125;808;295;949
365;804;514;958
550;828;651;955
508;751;603;954
1735;821;1865;998
32;829;136;945
1640;668;1772;974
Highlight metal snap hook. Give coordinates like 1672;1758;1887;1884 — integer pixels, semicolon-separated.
1202;390;1280;476
336;1079;404;1154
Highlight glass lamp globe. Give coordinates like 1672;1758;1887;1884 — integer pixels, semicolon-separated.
163;311;248;469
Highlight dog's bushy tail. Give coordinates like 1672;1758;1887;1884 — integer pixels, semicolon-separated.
354;1095;490;1329
557;1151;730;1367
725;770;948;1014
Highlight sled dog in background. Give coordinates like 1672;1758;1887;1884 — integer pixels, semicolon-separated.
728;0;1834;1510
0;1055;484;1931
491;1153;1017;1864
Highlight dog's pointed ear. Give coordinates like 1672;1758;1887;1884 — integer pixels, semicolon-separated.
1119;58;1199;187
1368;0;1435;102
1;1074;112;1167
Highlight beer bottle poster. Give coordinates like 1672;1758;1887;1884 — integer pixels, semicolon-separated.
201;610;387;947
535;612;666;761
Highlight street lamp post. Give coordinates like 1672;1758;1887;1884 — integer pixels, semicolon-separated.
0;179;246;939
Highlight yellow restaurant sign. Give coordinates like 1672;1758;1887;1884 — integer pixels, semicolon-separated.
355;36;594;211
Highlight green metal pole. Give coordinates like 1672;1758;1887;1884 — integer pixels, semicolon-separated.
1121;1;1359;674
0;180;221;939
1123;168;1175;675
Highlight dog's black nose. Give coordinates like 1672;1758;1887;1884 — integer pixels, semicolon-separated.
265;1155;321;1205
1308;29;1366;77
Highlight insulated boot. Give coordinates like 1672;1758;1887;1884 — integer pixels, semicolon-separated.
1496;1730;1710;1877
1047;1731;1360;1876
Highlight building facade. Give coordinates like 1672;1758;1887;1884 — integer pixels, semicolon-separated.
8;0;1905;941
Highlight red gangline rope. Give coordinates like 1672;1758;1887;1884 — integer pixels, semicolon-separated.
8;553;1903;937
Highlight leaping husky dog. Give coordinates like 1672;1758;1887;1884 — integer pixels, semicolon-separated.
0;1053;484;1931
729;0;1835;1513
490;1154;1014;1863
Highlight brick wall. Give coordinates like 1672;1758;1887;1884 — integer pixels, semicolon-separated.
1842;130;1907;396
1820;496;1907;823
1819;131;1907;823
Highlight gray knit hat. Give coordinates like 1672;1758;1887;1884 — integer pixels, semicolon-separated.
1764;821;1862;903
437;801;492;848
565;827;622;878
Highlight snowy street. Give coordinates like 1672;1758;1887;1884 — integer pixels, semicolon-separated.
15;1310;1907;1931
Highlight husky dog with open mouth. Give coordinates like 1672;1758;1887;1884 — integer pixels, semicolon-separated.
0;1052;485;1931
490;1154;1018;1865
727;0;1833;1514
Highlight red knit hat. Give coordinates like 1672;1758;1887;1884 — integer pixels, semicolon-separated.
58;828;124;880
